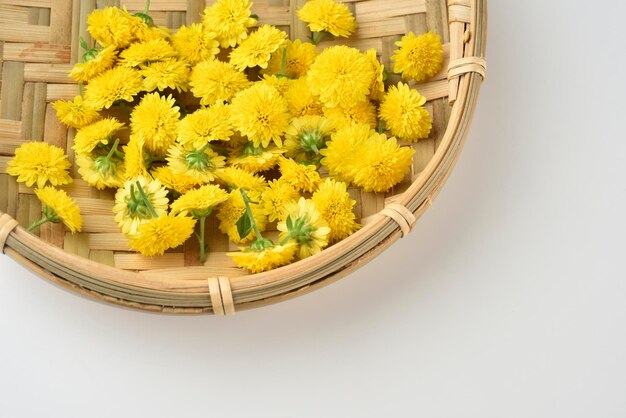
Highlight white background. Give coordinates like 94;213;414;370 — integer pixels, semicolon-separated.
1;0;625;417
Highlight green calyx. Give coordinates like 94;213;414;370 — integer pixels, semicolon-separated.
79;37;99;63
94;138;121;177
250;238;274;252
133;0;153;26
185;145;214;172
125;181;158;219
284;215;315;245
241;142;264;157
298;129;326;155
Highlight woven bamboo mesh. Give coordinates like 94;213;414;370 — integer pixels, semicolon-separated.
0;0;486;314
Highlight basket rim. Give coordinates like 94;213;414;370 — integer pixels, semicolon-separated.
1;0;488;314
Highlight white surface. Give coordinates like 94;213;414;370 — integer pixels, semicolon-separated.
2;1;625;417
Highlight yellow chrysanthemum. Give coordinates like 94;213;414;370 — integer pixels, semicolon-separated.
171;23;220;65
87;7;141;49
228;242;297;273
83;66;143;110
297;0;357;38
171;184;229;217
128;214;196;257
34;187;83;233
350;133;415;193
284;115;335;164
392;31;444;82
7;142;72;188
307;46;375;108
52;96;100;129
379;82;432;142
278;157;321;193
320;123;370;180
69;45;118;83
258;75;293;96
230;84;290;148
284;78;324;117
76;152;125;190
202;0;257;48
365;48;385;101
312;178;360;243
141;59;190;93
261;179;300;222
167;143;226;183
215;167;266;192
216;189;267;243
133;22;171;43
230;25;288;71
262;39;318;79
123;136;151;179
113;176;170;236
277;197;330;259
73;117;125;155
189;59;251;106
119;38;177;68
323;101;377;130
228;143;285;173
130;93;180;155
177;104;233;148
151;166;202;195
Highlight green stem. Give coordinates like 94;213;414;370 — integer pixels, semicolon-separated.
240;189;263;240
279;231;294;246
144;0;151;15
135;181;158;218
78;82;84;98
28;216;51;232
198;216;207;264
311;31;324;45
106;138;120;160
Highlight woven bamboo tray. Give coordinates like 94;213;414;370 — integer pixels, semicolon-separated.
0;0;487;315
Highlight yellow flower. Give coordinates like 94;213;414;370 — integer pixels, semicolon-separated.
216;189;267;243
365;49;385;101
297;0;357;38
33;187;83;233
262;39;318;79
202;0;257;48
177;104;233;148
123;136;151;179
134;23;171;43
167;143;226;183
261;179;300;222
320;123;370;180
350;132;415;193
171;23;220;65
278;157;321;193
128;214;196;257
215;167;266;192
230;25;288;71
189;59;251;106
69;45;118;82
323;101;377;130
277;197;330;259
228;242;297;273
7;142;72;188
113;176;169;236
230;84;290;148
151;166;202;195
312;178;359;243
284;115;335;164
73;117;125;155
87;7;141;49
141;58;190;93
83;66;143;110
284;78;324;117
228;143;285;173
171;184;229;217
392;31;444;82
130;93;180;155
258;75;293;96
119;38;177;68
52;96;100;129
76;152;125;190
379;82;432;142
307;46;375;108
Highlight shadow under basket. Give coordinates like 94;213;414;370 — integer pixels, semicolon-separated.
0;0;487;315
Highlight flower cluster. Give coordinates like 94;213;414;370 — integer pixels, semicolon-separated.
8;0;444;273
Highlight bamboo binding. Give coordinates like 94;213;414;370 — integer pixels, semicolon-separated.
0;0;487;314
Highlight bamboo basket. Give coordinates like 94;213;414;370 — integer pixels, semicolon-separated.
0;0;487;315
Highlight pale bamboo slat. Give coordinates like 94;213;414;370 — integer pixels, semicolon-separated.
0;0;487;314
